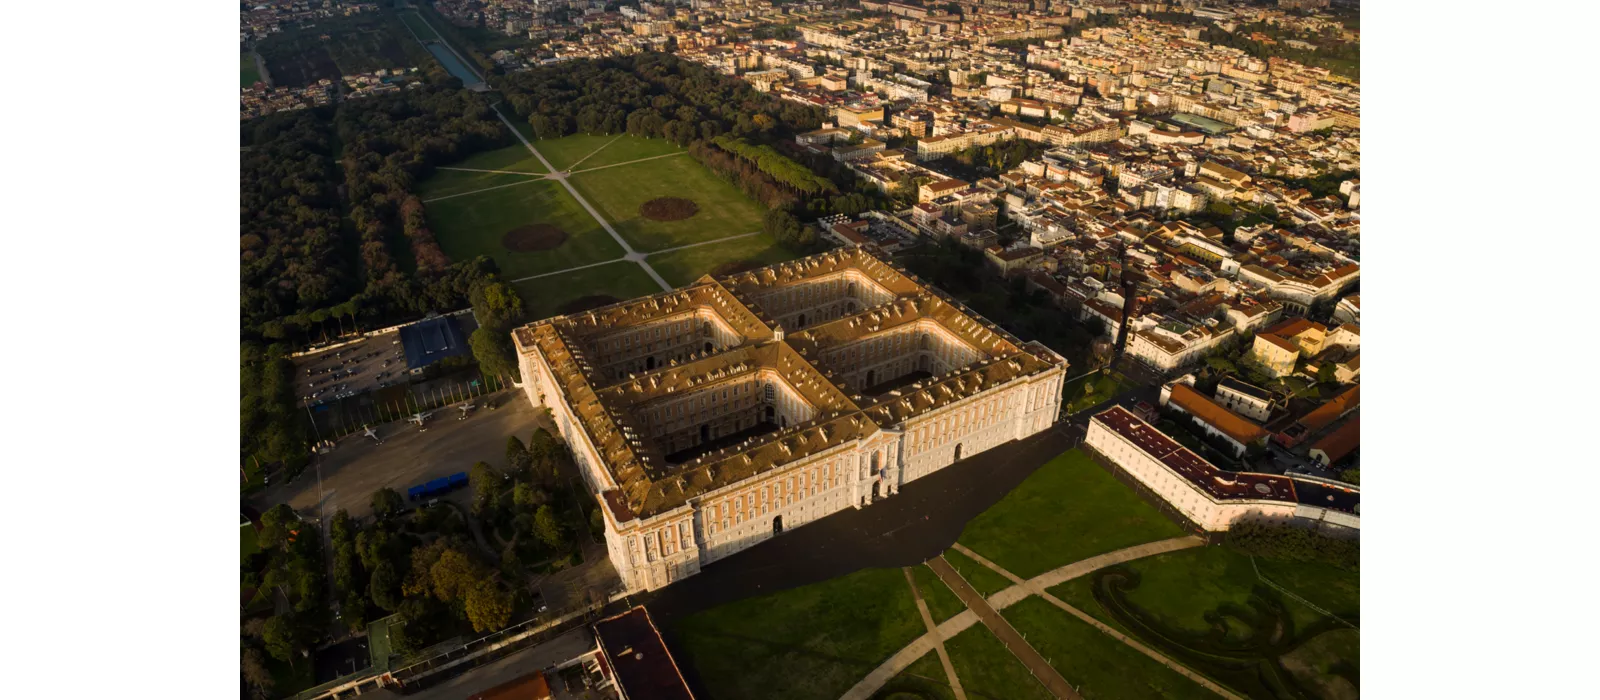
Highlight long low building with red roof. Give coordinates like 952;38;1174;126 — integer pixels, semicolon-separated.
1085;405;1358;535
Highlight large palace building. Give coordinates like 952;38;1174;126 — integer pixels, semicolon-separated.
513;248;1067;592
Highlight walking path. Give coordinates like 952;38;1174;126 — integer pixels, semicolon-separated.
492;105;673;291
563;134;622;171
568;150;686;175
903;567;967;700
435;166;547;176
502;231;762;285
927;555;1081;699
839;535;1211;700
421;176;545;203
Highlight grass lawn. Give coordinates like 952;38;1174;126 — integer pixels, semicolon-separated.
241;53;261;87
871;649;959;700
943;624;1053;700
955;448;1186;580
942;549;1013;599
531;134;621;172
1003;597;1215;700
673;567;926;700
417;170;541;200
512;261;665;322
241;522;260;564
1062;371;1128;414
1280;628;1359;700
646;233;798;287
425;178;623;279
441;142;547;174
569;155;768;252
571;135;685;171
911;564;966;624
398;11;440;41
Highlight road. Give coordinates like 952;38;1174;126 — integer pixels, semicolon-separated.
247;392;541;521
927;555;1080;699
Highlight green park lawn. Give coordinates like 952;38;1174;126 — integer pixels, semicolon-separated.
398;11;440;41
512;261;665;322
874;650;959;700
240;522;260;563
417;170;540;200
645;232;797;287
1062;371;1129;414
570;135;685;171
569;155;768;252
1002;597;1215;700
911;564;967;624
241;53;261;88
955;449;1186;580
942;548;1014;599
531;134;621;172
442;142;547;174
1047;544;1360;699
672;567;926;700
423;177;623;279
943;624;1053;700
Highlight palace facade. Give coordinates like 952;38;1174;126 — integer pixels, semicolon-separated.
513;248;1067;592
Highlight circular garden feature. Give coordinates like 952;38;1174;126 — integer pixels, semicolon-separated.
639;197;699;221
501;224;568;252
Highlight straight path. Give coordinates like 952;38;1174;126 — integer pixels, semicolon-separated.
503;230;763;285
563;134;622;171
903;567;967;700
840;534;1209;700
421;176;545;203
927;555;1080;699
646;230;762;255
435;166;547;176
568;150;686;175
492;105;673;291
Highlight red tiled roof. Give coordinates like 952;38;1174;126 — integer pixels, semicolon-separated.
1309;417;1360;464
1093;406;1296;503
1169;384;1267;445
1295;385;1360;433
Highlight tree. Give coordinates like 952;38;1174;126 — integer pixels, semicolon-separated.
430;547;482;603
513;482;542;510
1316;361;1339;385
465;580;514;632
369;561;402;612
471;462;502;516
1339;468;1360;486
506;436;531;474
241;647;275;700
258;504;299;550
371;487;405;520
470;327;518;380
261;615;300;664
533;505;568;552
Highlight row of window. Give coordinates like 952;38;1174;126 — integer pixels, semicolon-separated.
705;461;837;537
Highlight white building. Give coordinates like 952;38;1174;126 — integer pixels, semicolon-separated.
515;249;1068;592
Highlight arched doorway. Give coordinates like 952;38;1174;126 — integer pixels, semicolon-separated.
866;369;876;387
871;481;881;500
954;443;963;461
700;424;710;443
704;342;713;354
772;515;783;535
797;313;807;327
646;356;656;370
765;406;775;423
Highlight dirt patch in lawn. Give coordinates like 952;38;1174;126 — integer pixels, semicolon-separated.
710;259;764;277
502;224;568;252
558;295;623;314
639;197;699;222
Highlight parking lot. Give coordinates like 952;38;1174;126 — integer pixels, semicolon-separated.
292;331;411;407
248;389;542;522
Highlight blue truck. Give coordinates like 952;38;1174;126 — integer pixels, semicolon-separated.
406;471;470;501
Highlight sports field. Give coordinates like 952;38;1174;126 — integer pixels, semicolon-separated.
241;53;261;87
423;178;622;279
569;154;767;252
512;262;665;322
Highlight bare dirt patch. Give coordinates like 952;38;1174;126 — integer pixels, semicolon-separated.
639;197;699;222
502;224;568;252
558;295;622;315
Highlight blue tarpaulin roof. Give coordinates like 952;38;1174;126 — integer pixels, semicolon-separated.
399;316;470;371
